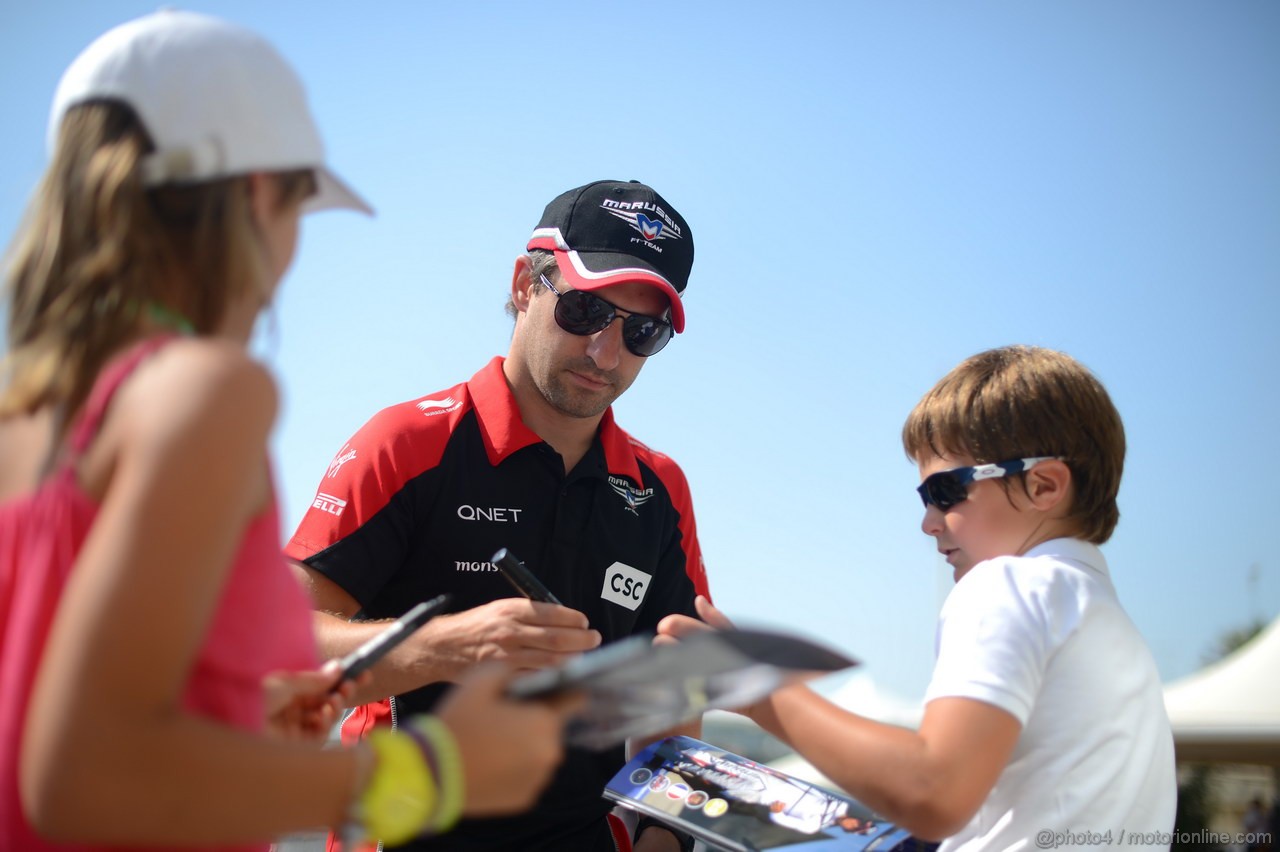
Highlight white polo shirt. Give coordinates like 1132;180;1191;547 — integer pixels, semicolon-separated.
926;538;1176;852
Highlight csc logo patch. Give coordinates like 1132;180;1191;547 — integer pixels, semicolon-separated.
601;562;652;611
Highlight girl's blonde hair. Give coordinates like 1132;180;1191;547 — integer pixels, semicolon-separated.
1;99;313;424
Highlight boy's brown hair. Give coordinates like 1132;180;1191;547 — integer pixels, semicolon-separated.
902;345;1125;544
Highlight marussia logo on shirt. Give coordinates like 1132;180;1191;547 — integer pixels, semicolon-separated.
327;444;356;479
608;475;653;516
416;395;462;417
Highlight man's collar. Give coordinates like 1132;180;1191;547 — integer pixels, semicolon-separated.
597;407;645;487
468;356;645;485
468;357;541;464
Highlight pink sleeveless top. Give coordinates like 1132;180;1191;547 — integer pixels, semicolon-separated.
0;338;319;852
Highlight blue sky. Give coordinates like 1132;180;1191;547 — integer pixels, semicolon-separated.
3;1;1277;701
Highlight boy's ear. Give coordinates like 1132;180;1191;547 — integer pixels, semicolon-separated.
1025;459;1072;512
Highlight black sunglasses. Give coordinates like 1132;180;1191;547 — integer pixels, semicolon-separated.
539;274;673;357
917;456;1061;510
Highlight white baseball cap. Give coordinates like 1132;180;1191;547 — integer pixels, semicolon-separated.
49;9;373;216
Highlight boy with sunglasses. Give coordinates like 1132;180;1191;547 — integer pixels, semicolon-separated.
286;180;708;852
659;345;1176;850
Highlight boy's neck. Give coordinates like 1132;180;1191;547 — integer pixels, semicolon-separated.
1013;517;1081;557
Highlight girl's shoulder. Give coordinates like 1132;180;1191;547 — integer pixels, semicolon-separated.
108;338;278;458
131;337;273;407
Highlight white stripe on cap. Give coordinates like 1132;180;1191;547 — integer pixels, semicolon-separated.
528;227;677;289
527;227;686;332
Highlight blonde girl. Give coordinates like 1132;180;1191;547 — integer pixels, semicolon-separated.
0;11;574;851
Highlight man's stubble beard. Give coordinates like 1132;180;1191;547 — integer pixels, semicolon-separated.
538;372;620;419
536;358;634;420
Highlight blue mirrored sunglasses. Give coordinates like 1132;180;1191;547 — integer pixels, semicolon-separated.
917;456;1062;510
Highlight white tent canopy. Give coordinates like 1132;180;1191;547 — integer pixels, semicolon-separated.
1162;612;1280;764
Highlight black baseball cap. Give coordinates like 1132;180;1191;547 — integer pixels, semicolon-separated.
527;179;694;333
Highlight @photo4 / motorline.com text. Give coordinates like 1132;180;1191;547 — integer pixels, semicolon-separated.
1035;828;1272;849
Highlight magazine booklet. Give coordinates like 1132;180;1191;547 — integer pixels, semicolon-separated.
605;736;928;852
508;628;857;749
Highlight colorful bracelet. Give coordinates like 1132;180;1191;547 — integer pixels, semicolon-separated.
406;716;464;834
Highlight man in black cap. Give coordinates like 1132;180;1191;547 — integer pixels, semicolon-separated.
287;180;708;852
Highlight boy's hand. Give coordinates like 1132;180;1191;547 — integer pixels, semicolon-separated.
634;825;686;852
654;595;734;646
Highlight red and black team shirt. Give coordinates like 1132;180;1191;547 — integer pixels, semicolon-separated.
286;356;709;852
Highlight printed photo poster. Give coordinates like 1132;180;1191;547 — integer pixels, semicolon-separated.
605;736;932;852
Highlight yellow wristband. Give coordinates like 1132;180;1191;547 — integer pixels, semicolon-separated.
358;727;438;845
